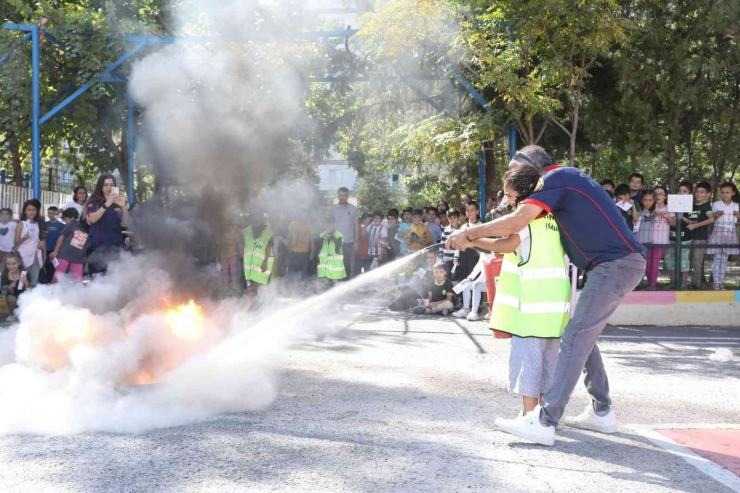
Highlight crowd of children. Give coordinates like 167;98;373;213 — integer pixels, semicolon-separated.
0;175;135;322
0;197;91;322
600;173;740;290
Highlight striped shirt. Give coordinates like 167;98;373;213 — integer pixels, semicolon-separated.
441;225;459;262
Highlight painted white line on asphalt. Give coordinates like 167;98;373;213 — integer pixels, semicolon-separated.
604;353;738;361
634;423;740;430
602;336;740;341
629;425;740;492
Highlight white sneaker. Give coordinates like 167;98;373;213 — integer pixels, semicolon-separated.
494;405;555;446
452;308;470;319
563;403;618;434
466;311;480;321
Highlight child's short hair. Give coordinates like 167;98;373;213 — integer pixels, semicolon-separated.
48;206;59;213
372;210;385;220
600;179;615;188
695;182;711;193
433;262;447;272
466;200;479;211
427;206;438;216
387;208;399;219
614;184;631;197
446;208;461;218
678;181;693;193
0;208;12;216
402;207;413;214
360;212;372;221
62;208;80;220
425;247;438;257
412;209;424;217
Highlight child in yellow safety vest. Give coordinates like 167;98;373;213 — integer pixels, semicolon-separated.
467;164;571;418
317;216;347;285
243;214;275;298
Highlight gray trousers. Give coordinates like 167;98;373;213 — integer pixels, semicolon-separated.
540;253;646;427
342;242;354;280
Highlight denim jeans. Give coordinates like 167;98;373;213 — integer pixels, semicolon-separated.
540;253;646;427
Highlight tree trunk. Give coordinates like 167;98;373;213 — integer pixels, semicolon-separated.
484;141;497;196
569;88;581;167
106;128;129;190
711;120;735;199
10;145;23;186
667;143;676;192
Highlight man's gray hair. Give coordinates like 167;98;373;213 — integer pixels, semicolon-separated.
512;145;553;172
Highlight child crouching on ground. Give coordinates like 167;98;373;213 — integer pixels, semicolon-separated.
50;208;88;283
317;216;347;285
467;164;571;419
388;261;424;312
2;252;28;322
413;262;454;316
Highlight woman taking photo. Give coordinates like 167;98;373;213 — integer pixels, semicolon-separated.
85;173;131;276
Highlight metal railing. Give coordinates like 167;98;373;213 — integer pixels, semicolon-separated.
636;213;739;290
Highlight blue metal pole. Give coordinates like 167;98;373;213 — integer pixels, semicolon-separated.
3;23;35;32
438;58;491;113
127;92;135;205
478;143;486;214
508;126;517;160
40;41;147;125
31;25;41;199
123;29;360;44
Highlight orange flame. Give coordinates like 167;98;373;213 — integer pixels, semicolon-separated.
165;300;206;342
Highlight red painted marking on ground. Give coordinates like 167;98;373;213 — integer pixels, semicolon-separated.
658;429;740;476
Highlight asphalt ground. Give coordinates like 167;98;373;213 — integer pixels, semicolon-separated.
0;304;738;493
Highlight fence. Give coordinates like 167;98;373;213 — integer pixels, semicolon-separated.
0;183;73;219
631;209;738;290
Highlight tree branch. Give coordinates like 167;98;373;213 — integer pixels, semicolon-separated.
542;22;566;66
153;13;176;37
549;115;571;137
534;119;549;144
514;120;528;143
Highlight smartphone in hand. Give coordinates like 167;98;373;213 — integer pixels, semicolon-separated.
112;186;120;197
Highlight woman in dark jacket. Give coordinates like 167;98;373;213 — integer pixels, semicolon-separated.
84;173;131;276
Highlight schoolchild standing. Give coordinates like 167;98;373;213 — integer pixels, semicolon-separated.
707;183;740;290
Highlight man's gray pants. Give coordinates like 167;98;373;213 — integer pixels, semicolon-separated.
540;253;647;427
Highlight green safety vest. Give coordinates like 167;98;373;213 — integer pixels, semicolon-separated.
490;214;571;338
318;231;346;280
243;225;274;285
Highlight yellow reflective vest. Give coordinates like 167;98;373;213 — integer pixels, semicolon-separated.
490;214;571;338
243;225;274;285
318;231;346;280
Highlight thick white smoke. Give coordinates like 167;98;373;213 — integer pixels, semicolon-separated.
0;249;415;435
0;0;349;435
129;0;318;203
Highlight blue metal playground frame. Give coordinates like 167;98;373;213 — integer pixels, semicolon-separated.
1;24;517;207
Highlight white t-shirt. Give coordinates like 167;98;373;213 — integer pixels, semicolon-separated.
62;201;85;217
0;221;17;253
712;200;739;231
514;226;531;263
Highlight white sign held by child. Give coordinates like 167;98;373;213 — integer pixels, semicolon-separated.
668;194;693;213
453;279;470;295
